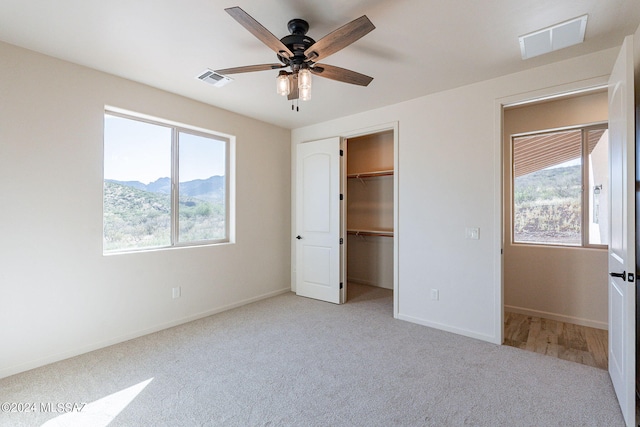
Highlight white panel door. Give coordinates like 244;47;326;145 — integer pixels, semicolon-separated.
296;137;343;304
607;35;635;427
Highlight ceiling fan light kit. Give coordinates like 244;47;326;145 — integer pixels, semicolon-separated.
276;70;290;96
298;68;312;100
216;6;375;109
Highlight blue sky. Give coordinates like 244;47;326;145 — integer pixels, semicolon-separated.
104;114;226;184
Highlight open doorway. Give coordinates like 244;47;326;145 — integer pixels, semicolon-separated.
502;89;610;369
344;130;395;312
294;123;399;317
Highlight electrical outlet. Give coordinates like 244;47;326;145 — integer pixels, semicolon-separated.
430;289;439;301
172;286;181;299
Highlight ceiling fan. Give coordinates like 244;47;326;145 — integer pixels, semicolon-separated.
216;6;375;103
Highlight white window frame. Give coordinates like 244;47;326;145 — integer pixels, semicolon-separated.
511;122;608;249
103;108;235;253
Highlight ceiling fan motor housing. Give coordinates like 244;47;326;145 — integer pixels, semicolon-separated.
278;19;316;69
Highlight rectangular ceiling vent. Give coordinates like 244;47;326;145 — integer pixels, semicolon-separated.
196;69;233;87
519;15;588;60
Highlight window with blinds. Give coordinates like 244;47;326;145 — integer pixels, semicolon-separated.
512;125;608;247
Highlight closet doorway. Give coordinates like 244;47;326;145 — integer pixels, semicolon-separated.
294;123;398;316
345;130;395;311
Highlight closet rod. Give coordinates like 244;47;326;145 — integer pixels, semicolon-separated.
347;229;394;238
346;170;394;179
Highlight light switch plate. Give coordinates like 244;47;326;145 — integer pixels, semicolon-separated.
465;227;480;240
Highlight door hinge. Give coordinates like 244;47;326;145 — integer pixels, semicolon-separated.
340;193;343;200
340;282;343;289
340;149;344;156
339;238;343;245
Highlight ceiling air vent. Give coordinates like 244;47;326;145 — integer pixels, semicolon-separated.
519;15;588;60
196;69;233;87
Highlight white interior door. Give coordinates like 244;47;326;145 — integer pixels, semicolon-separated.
295;137;344;304
607;35;636;427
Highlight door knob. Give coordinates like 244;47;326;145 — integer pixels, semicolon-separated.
609;271;626;279
296;235;302;240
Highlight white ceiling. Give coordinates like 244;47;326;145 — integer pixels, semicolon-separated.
0;1;638;129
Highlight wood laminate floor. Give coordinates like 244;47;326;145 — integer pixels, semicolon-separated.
503;311;608;370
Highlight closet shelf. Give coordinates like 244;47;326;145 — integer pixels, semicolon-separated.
346;170;394;179
347;229;394;238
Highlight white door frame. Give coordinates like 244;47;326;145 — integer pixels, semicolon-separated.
493;75;611;344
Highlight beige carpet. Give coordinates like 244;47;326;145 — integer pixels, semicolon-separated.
0;284;625;426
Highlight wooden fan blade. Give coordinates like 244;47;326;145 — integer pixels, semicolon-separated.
225;7;294;59
310;64;373;86
287;74;299;100
304;15;375;62
215;64;286;75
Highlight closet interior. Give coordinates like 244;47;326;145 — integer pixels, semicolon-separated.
345;130;394;290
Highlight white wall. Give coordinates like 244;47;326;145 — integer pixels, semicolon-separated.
503;92;609;329
292;47;619;344
0;41;291;378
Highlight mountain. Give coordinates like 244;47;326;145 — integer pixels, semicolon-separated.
514;165;581;203
103;179;225;251
146;177;171;194
180;176;225;201
513;165;582;243
106;175;225;201
108;180;148;191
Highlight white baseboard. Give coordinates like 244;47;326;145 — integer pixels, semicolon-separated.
1;287;291;379
397;313;501;345
504;305;608;330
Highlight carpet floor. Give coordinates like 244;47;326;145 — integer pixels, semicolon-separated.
0;284;625;426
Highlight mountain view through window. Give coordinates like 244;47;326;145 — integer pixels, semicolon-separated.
103;113;228;252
